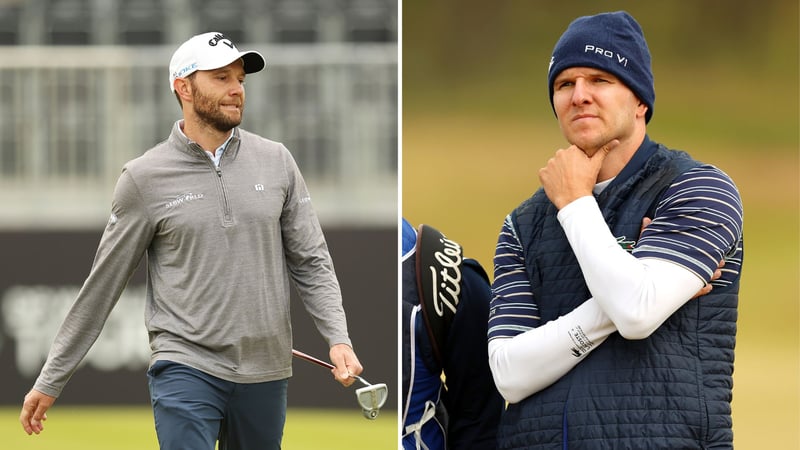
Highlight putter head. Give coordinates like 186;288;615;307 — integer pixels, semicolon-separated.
361;408;379;420
355;383;388;420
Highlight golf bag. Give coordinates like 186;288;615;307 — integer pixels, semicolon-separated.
401;221;503;450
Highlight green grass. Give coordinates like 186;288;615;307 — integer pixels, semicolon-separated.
1;407;398;449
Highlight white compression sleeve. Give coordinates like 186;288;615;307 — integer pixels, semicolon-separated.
557;196;705;339
488;298;615;403
488;196;708;404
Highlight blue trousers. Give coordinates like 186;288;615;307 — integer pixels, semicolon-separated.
147;360;288;450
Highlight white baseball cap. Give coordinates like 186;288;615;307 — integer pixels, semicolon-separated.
169;32;266;92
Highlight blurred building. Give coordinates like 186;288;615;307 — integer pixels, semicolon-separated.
0;0;398;228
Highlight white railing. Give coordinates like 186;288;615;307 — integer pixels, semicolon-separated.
0;43;397;228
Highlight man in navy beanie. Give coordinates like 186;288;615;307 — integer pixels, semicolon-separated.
488;11;743;449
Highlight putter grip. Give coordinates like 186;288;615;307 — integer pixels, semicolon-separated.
292;349;336;370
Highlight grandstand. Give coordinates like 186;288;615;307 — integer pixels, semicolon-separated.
0;0;398;228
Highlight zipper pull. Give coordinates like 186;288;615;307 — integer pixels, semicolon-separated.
215;166;222;177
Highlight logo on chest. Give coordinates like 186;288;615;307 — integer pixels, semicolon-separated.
616;235;636;252
164;192;205;210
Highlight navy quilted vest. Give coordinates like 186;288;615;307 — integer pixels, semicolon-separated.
498;139;739;450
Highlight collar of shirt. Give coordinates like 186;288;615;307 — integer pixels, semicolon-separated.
593;177;615;195
177;120;235;167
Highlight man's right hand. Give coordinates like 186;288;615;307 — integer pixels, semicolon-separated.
539;139;620;210
20;389;55;435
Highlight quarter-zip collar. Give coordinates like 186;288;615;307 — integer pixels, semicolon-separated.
168;120;242;164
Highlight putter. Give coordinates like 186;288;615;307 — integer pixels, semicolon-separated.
291;349;388;419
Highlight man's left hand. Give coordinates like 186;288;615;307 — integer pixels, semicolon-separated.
329;343;363;387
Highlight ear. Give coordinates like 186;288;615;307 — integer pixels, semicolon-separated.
174;78;193;104
636;101;648;120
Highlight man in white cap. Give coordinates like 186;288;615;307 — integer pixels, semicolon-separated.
19;32;363;450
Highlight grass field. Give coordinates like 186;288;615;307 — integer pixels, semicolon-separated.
1;407;397;449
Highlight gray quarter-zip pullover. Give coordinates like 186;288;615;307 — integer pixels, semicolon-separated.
34;121;352;396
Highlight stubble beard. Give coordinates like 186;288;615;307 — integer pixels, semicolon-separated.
191;87;243;133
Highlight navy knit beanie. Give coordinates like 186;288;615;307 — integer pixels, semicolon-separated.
548;11;655;123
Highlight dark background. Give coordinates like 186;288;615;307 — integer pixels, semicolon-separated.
0;226;397;410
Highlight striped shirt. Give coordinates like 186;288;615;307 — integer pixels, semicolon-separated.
488;165;743;341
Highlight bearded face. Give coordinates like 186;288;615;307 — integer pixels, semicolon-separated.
189;77;244;133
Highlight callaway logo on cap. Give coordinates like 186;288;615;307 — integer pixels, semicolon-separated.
169;32;266;92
